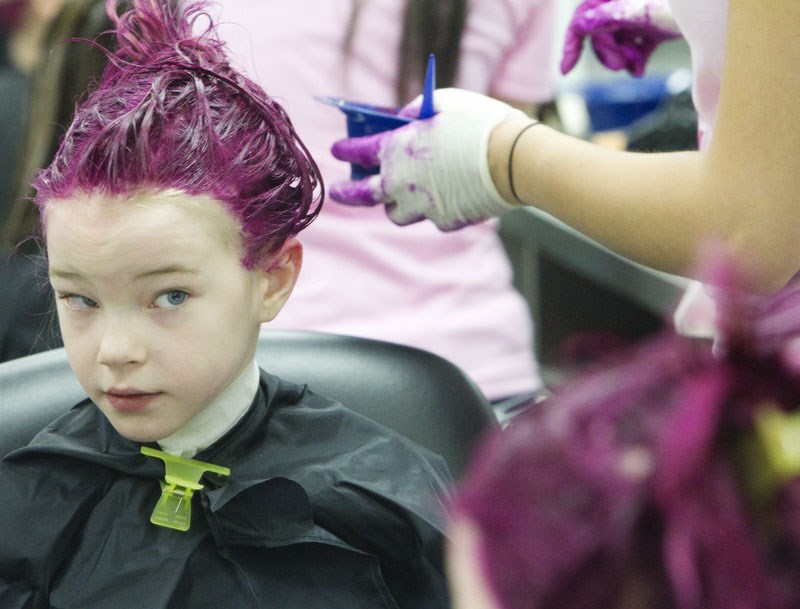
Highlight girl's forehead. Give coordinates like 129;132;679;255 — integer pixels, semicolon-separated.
45;190;248;281
45;189;243;248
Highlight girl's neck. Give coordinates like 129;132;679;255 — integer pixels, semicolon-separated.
158;360;259;459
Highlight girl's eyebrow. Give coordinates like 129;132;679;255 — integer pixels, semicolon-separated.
48;265;200;280
49;268;83;280
133;265;200;280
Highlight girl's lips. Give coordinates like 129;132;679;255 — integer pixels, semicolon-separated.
105;391;160;412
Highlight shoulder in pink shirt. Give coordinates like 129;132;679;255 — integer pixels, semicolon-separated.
669;0;728;149
217;0;555;400
669;0;729;336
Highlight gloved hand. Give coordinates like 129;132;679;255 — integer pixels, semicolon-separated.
328;88;526;231
560;0;682;77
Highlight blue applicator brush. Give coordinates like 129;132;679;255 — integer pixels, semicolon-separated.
315;54;436;178
417;53;436;119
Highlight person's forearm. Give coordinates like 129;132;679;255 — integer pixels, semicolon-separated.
491;119;710;276
488;0;800;296
489;119;793;294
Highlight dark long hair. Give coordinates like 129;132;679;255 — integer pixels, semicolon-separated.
396;0;466;103
3;0;113;250
343;0;467;105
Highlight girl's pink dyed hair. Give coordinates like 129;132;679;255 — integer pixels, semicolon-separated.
452;253;800;609
33;0;322;268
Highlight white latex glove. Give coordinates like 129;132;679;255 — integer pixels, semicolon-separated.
328;88;526;231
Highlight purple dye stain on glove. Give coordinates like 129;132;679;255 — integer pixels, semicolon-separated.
331;133;383;168
404;141;432;162
328;179;381;207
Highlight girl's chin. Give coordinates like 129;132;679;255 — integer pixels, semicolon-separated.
107;418;179;445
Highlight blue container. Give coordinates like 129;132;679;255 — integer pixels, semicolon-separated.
581;75;669;132
316;96;413;179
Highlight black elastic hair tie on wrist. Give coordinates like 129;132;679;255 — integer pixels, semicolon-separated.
508;121;539;204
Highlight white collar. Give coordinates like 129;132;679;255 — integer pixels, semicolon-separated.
157;359;259;459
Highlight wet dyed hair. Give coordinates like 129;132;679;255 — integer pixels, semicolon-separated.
33;0;322;268
452;254;800;609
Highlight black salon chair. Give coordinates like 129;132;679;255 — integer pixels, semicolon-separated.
0;330;496;478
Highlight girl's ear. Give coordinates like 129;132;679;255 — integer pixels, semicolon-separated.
256;238;303;323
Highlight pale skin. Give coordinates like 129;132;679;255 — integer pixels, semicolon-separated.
446;518;503;609
45;190;301;443
6;0;64;73
489;0;800;295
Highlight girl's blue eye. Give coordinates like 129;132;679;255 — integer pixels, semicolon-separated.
154;290;189;308
61;294;98;309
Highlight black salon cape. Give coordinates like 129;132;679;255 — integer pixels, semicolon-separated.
0;370;453;609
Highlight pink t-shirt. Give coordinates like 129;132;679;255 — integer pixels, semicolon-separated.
669;0;728;335
669;0;728;151
216;0;555;399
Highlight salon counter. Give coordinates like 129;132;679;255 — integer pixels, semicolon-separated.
498;207;689;376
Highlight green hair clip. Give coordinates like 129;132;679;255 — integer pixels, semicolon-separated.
738;403;800;505
141;447;230;532
754;406;800;483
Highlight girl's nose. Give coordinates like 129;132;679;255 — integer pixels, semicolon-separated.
96;315;146;368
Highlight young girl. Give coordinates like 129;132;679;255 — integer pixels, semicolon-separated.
445;255;800;609
0;1;452;607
